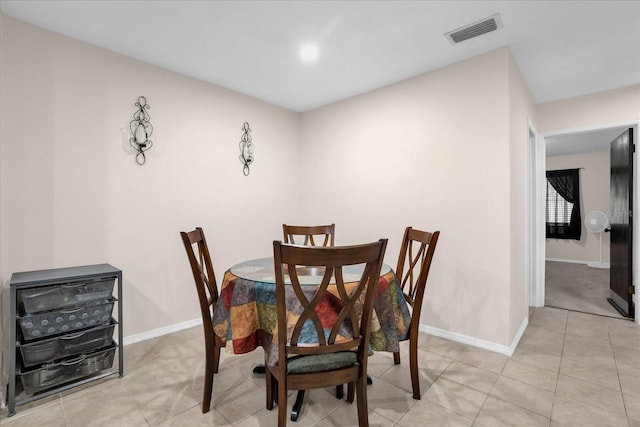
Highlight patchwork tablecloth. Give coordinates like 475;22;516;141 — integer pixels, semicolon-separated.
212;258;411;367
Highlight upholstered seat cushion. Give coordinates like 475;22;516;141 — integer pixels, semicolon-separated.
287;351;357;374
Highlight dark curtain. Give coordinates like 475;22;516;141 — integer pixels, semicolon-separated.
546;169;581;240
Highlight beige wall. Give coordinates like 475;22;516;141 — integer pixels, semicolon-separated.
537;85;640;133
546;151;611;263
0;16;302;343
508;52;537;342
299;47;530;347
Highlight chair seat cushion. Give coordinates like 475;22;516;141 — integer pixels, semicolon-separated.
287;351;357;374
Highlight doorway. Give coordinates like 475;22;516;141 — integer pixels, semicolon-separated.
528;123;640;323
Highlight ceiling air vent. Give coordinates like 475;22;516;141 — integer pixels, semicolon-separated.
444;13;503;45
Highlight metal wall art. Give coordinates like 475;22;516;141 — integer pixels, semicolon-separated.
129;96;153;165
239;122;253;176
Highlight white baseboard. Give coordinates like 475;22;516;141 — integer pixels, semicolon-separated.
509;316;529;355
123;316;531;358
546;258;611;268
123;318;202;346
419;316;528;357
546;257;589;265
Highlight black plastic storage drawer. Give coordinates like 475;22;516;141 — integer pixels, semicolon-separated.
18;321;116;367
18;278;115;314
18;344;117;395
18;300;114;341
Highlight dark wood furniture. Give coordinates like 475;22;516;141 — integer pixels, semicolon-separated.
282;224;335;247
266;239;387;427
393;226;440;399
282;223;336;419
212;256;411;422
180;227;223;414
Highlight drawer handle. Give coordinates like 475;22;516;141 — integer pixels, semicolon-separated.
21;288;58;298
61;355;87;366
59;331;86;340
60;307;84;314
61;283;86;289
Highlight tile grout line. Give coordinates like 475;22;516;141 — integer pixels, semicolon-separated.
547;307;566;425
609;324;632;426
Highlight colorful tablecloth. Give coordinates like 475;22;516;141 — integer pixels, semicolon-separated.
212;258;412;367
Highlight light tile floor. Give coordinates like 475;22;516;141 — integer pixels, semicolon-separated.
2;307;639;426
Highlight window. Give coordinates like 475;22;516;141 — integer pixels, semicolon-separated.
546;169;581;240
547;183;573;223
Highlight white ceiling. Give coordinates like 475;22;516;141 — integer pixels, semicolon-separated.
545;127;629;157
2;1;639;113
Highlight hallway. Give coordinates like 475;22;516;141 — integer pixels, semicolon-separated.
546;261;623;318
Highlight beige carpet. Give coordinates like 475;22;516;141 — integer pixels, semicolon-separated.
545;261;623;318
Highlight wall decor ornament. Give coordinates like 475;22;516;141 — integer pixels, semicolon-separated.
239;122;253;176
129;96;153;165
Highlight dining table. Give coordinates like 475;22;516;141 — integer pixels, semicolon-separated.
211;256;412;419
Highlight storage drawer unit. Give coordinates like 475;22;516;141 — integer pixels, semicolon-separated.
18;278;115;314
7;264;123;417
18;321;116;367
18;300;115;341
18;344;117;395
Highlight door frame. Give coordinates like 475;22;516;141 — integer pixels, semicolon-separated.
528;120;640;323
527;119;545;310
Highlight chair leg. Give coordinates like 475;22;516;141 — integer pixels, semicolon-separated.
202;351;214;413
273;378;279;405
277;381;288;427
346;381;355;403
355;376;369;427
213;345;221;373
336;384;344;399
266;368;274;410
291;390;305;421
393;351;401;365
409;338;420;399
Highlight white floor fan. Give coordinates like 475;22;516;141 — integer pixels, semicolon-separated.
585;210;610;269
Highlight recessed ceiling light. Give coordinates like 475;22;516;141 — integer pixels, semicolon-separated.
300;44;319;62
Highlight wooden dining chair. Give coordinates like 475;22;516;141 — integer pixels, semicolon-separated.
282;223;335;247
266;239;388;427
393;226;440;399
282;223;338;419
180;227;223;413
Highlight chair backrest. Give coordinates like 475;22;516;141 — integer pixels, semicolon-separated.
180;227;218;342
395;227;440;313
272;239;387;366
282;224;335;247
